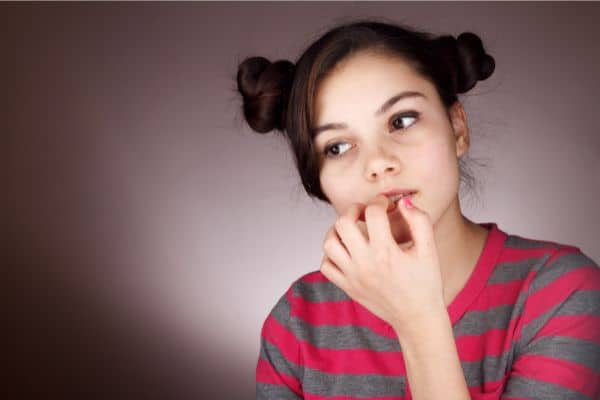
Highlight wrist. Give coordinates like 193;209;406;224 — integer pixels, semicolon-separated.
392;302;450;345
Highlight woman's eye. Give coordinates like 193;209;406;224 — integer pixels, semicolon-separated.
390;112;419;132
323;142;352;158
321;112;419;159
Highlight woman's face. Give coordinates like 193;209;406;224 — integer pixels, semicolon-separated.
313;51;469;242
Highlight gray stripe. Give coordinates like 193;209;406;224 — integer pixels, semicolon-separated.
270;288;400;351
302;368;405;398
461;350;515;388
502;375;592;400
276;281;402;351
454;304;515;337
294;280;351;302
505;235;561;250
260;338;303;380
530;252;596;295
270;293;292;327
256;383;302;400
521;335;600;372
521;289;600;346
290;316;401;351
488;256;549;285
454;299;530;388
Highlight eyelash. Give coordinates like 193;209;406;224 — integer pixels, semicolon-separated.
322;111;420;159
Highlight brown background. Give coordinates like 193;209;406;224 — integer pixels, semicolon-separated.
5;2;600;399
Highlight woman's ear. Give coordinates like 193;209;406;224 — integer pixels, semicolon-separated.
449;101;469;158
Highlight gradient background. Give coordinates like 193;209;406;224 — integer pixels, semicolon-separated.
5;2;600;399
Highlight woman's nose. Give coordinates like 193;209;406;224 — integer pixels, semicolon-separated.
364;145;401;180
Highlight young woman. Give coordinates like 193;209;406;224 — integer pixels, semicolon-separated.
236;19;600;400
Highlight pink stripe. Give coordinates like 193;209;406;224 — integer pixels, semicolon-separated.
256;358;302;395
292;279;526;335
291;298;393;338
262;314;302;365
466;376;507;398
456;328;512;361
302;343;407;375
304;394;405;400
467;279;526;311
499;246;556;263
535;314;600;345
510;353;600;398
300;271;328;283
545;246;583;265
522;265;600;324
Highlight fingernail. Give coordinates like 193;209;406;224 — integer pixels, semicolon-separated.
402;197;414;209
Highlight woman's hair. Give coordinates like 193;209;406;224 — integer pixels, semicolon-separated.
236;18;495;204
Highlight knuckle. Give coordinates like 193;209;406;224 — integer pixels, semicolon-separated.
324;226;335;239
336;216;350;230
343;203;356;215
320;263;330;279
366;202;378;212
356;220;368;237
417;211;431;225
373;248;391;265
323;238;337;253
365;203;383;218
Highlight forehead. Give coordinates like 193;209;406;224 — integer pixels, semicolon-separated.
313;52;436;123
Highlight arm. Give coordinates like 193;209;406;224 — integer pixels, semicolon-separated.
501;249;600;400
393;304;472;400
256;286;304;400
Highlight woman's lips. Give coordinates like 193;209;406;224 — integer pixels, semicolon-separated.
355;195;416;246
387;192;416;212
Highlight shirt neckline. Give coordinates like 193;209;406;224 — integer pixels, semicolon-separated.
446;222;507;325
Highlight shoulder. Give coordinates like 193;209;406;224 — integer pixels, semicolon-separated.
266;270;348;321
498;227;599;286
501;235;600;369
488;224;600;318
526;244;600;308
288;270;350;304
506;232;599;291
500;231;600;323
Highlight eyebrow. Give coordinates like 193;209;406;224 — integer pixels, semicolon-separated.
312;91;426;137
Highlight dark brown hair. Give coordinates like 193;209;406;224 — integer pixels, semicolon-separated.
236;19;495;204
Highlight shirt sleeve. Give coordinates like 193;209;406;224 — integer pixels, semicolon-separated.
256;284;304;400
501;248;600;400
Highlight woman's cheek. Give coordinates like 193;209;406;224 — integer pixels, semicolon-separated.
420;139;451;180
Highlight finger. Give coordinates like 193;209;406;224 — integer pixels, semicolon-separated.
320;257;348;291
364;194;396;249
397;197;436;257
356;220;369;240
323;227;352;272
332;210;369;242
345;202;367;222
335;203;368;258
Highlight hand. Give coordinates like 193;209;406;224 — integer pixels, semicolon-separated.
320;194;446;338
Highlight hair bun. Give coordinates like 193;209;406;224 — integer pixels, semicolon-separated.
455;32;495;92
237;56;295;133
434;32;495;94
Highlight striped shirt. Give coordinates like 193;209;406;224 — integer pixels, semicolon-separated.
256;222;600;400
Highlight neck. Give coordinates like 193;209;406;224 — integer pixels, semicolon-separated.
432;196;489;291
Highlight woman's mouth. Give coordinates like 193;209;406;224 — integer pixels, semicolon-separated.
386;193;416;245
387;192;416;210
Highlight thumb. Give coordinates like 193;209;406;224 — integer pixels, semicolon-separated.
397;197;436;257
